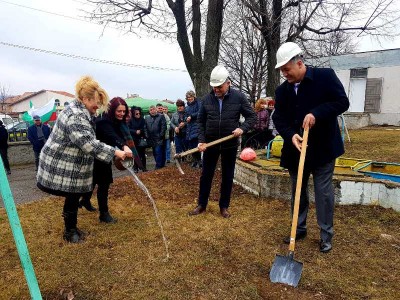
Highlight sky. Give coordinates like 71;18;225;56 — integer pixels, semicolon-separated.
0;0;193;100
1;0;400;101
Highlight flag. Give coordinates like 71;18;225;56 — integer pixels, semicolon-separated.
22;98;57;125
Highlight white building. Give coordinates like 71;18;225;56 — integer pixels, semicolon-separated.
310;48;400;128
5;90;74;115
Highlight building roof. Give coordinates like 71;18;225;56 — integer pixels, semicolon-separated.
308;48;400;70
5;90;74;106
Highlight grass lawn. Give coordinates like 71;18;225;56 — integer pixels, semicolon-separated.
0;127;399;299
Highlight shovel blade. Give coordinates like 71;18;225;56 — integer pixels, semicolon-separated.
269;254;303;287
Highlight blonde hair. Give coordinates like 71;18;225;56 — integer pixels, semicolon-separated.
254;98;267;112
75;76;109;109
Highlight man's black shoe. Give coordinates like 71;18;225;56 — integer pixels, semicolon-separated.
283;231;307;244
319;240;332;253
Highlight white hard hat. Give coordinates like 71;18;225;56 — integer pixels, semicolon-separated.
210;65;229;87
275;42;303;69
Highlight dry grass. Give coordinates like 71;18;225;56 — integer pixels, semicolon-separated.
344;127;400;162
0;126;399;299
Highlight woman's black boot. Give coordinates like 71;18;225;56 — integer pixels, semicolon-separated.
62;211;85;243
99;211;117;224
78;199;97;212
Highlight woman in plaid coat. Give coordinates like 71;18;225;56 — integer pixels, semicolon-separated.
37;76;128;243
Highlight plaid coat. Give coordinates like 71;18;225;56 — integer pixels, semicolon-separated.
37;100;115;193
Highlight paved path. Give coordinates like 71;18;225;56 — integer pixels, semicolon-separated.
1;153;157;207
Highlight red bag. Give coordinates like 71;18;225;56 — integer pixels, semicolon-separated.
240;147;257;161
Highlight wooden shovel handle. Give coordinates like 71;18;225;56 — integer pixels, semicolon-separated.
289;127;309;252
175;134;236;158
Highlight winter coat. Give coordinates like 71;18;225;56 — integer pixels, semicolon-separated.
93;114;127;185
273;66;350;170
254;110;269;131
198;87;257;149
170;111;187;138
185;98;200;141
28;123;51;152
128;116;146;144
37;100;115;194
144;113;166;147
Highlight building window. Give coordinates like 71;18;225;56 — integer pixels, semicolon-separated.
350;68;368;78
55;99;60;107
64;101;69;107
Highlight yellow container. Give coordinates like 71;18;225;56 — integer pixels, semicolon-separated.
270;135;284;158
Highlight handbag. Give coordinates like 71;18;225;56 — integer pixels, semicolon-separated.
138;138;148;148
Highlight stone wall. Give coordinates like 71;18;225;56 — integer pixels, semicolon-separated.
234;160;400;212
7;142;35;165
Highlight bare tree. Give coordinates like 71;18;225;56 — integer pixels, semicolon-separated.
220;1;269;103
0;84;11;113
86;0;225;97
243;0;400;96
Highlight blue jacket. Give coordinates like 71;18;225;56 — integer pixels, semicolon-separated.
273;67;349;169
185;98;200;141
28;123;51;152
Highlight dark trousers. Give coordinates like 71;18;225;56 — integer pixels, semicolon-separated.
152;143;166;169
174;136;187;154
187;138;201;162
34;150;41;170
135;146;147;170
198;146;238;209
63;193;82;230
288;159;335;242
0;147;10;172
81;183;111;213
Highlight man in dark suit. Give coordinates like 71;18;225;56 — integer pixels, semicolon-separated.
272;42;350;253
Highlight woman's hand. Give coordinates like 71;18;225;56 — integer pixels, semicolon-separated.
123;145;133;158
115;149;126;160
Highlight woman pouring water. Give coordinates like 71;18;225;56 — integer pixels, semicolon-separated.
37;76;130;243
78;97;135;224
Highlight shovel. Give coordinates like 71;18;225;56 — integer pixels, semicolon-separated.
173;134;236;174
269;126;309;287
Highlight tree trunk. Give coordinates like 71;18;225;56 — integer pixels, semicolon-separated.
170;0;224;98
263;0;282;98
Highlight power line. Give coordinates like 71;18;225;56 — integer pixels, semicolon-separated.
0;41;187;72
0;0;90;23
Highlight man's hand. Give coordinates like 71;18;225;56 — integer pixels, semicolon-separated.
232;128;243;137
175;127;180;134
292;134;303;152
178;122;185;128
186;116;192;123
198;143;206;152
303;113;315;129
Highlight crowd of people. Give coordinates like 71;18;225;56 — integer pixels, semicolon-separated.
28;42;348;254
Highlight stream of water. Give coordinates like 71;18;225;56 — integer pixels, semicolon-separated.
126;168;170;260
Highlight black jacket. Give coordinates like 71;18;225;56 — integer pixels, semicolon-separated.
144;113;167;147
93;115;126;185
128;117;145;144
198;87;256;149
273;67;350;169
0;125;8;149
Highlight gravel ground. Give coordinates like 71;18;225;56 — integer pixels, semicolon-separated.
1;152;158;207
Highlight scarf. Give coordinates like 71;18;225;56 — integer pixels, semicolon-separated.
120;122;144;170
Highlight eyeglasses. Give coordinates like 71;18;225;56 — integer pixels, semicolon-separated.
135;113;140;115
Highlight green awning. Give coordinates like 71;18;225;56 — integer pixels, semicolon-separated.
125;97;176;114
